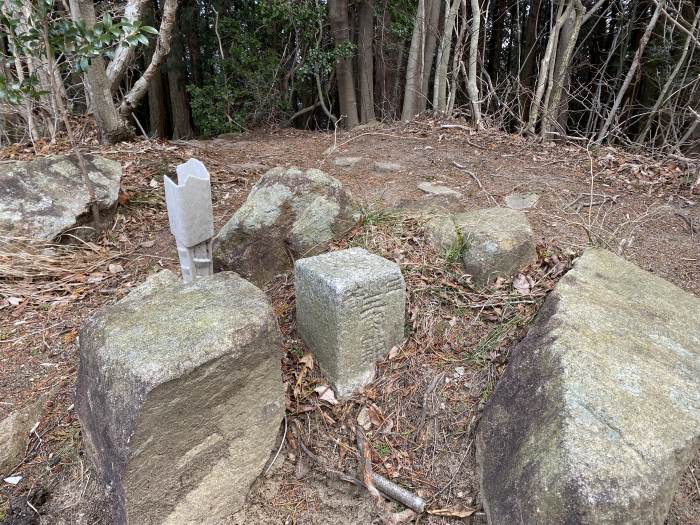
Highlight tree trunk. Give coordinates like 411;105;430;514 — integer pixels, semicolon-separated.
358;0;376;123
487;0;508;82
375;3;389;119
447;0;468;114
542;0;584;140
417;0;441;112
183;0;203;87
637;4;700;145
118;0;180;118
402;0;426;120
148;66;168;137
433;0;461;114
525;0;569;135
107;0;149;91
69;0;133;143
467;0;482;127
166;27;193;139
519;0;542;123
329;0;360;129
596;0;666;142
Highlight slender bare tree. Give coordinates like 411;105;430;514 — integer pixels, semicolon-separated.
596;0;667;143
329;0;359;128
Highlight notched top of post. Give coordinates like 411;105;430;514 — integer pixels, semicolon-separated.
164;158;214;248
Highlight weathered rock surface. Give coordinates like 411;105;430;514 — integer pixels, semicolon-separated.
424;207;536;286
333;157;362;168
477;248;700;525
296;248;405;399
458;208;536;286
505;192;539;210
214;167;359;285
0;154;121;240
76;270;284;525
373;161;403;172
417;181;462;198
422;210;461;250
0;399;42;477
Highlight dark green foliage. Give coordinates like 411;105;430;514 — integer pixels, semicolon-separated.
188;0;324;135
0;0;155;105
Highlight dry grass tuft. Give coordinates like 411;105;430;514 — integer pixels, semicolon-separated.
0;236;124;306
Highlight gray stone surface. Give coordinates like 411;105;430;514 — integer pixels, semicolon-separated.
76;271;284;525
333;157;362;168
422;211;460;251
0;154;121;240
505;192;539;210
373;161;403;172
477;249;700;525
214;167;359;285
417;182;462;198
425;208;536;286
0;399;42;477
164;159;214;283
295;248;405;398
458;208;536;286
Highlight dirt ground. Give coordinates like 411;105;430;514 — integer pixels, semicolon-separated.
1;120;699;524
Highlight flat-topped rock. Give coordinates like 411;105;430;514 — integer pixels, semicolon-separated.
458;208;536;286
213;167;359;285
425;207;536;286
505;192;539;210
417;182;462;198
333;157;362;168
373;161;403;172
295;248;405;398
0;154;121;240
76;271;284;525
477;249;700;524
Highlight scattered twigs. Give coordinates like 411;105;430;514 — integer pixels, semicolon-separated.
298;438;364;487
675;210;698;237
356;425;418;524
264;413;288;475
451;160;498;205
416;373;444;435
356;425;383;501
565;192;619;213
451;161;483;190
439;125;490;150
292;420;422;520
0;236;125;305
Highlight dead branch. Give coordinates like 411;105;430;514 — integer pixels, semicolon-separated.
293;420;425;515
356;425;418;524
675;210;698;236
566;192;619;213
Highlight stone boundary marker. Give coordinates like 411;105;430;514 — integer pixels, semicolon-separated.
295;248;406;399
76;271;284;524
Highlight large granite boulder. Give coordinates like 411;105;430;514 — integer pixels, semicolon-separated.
76;271;285;525
477;249;700;524
213;167;359;285
0;154;121;240
425;207;536;286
